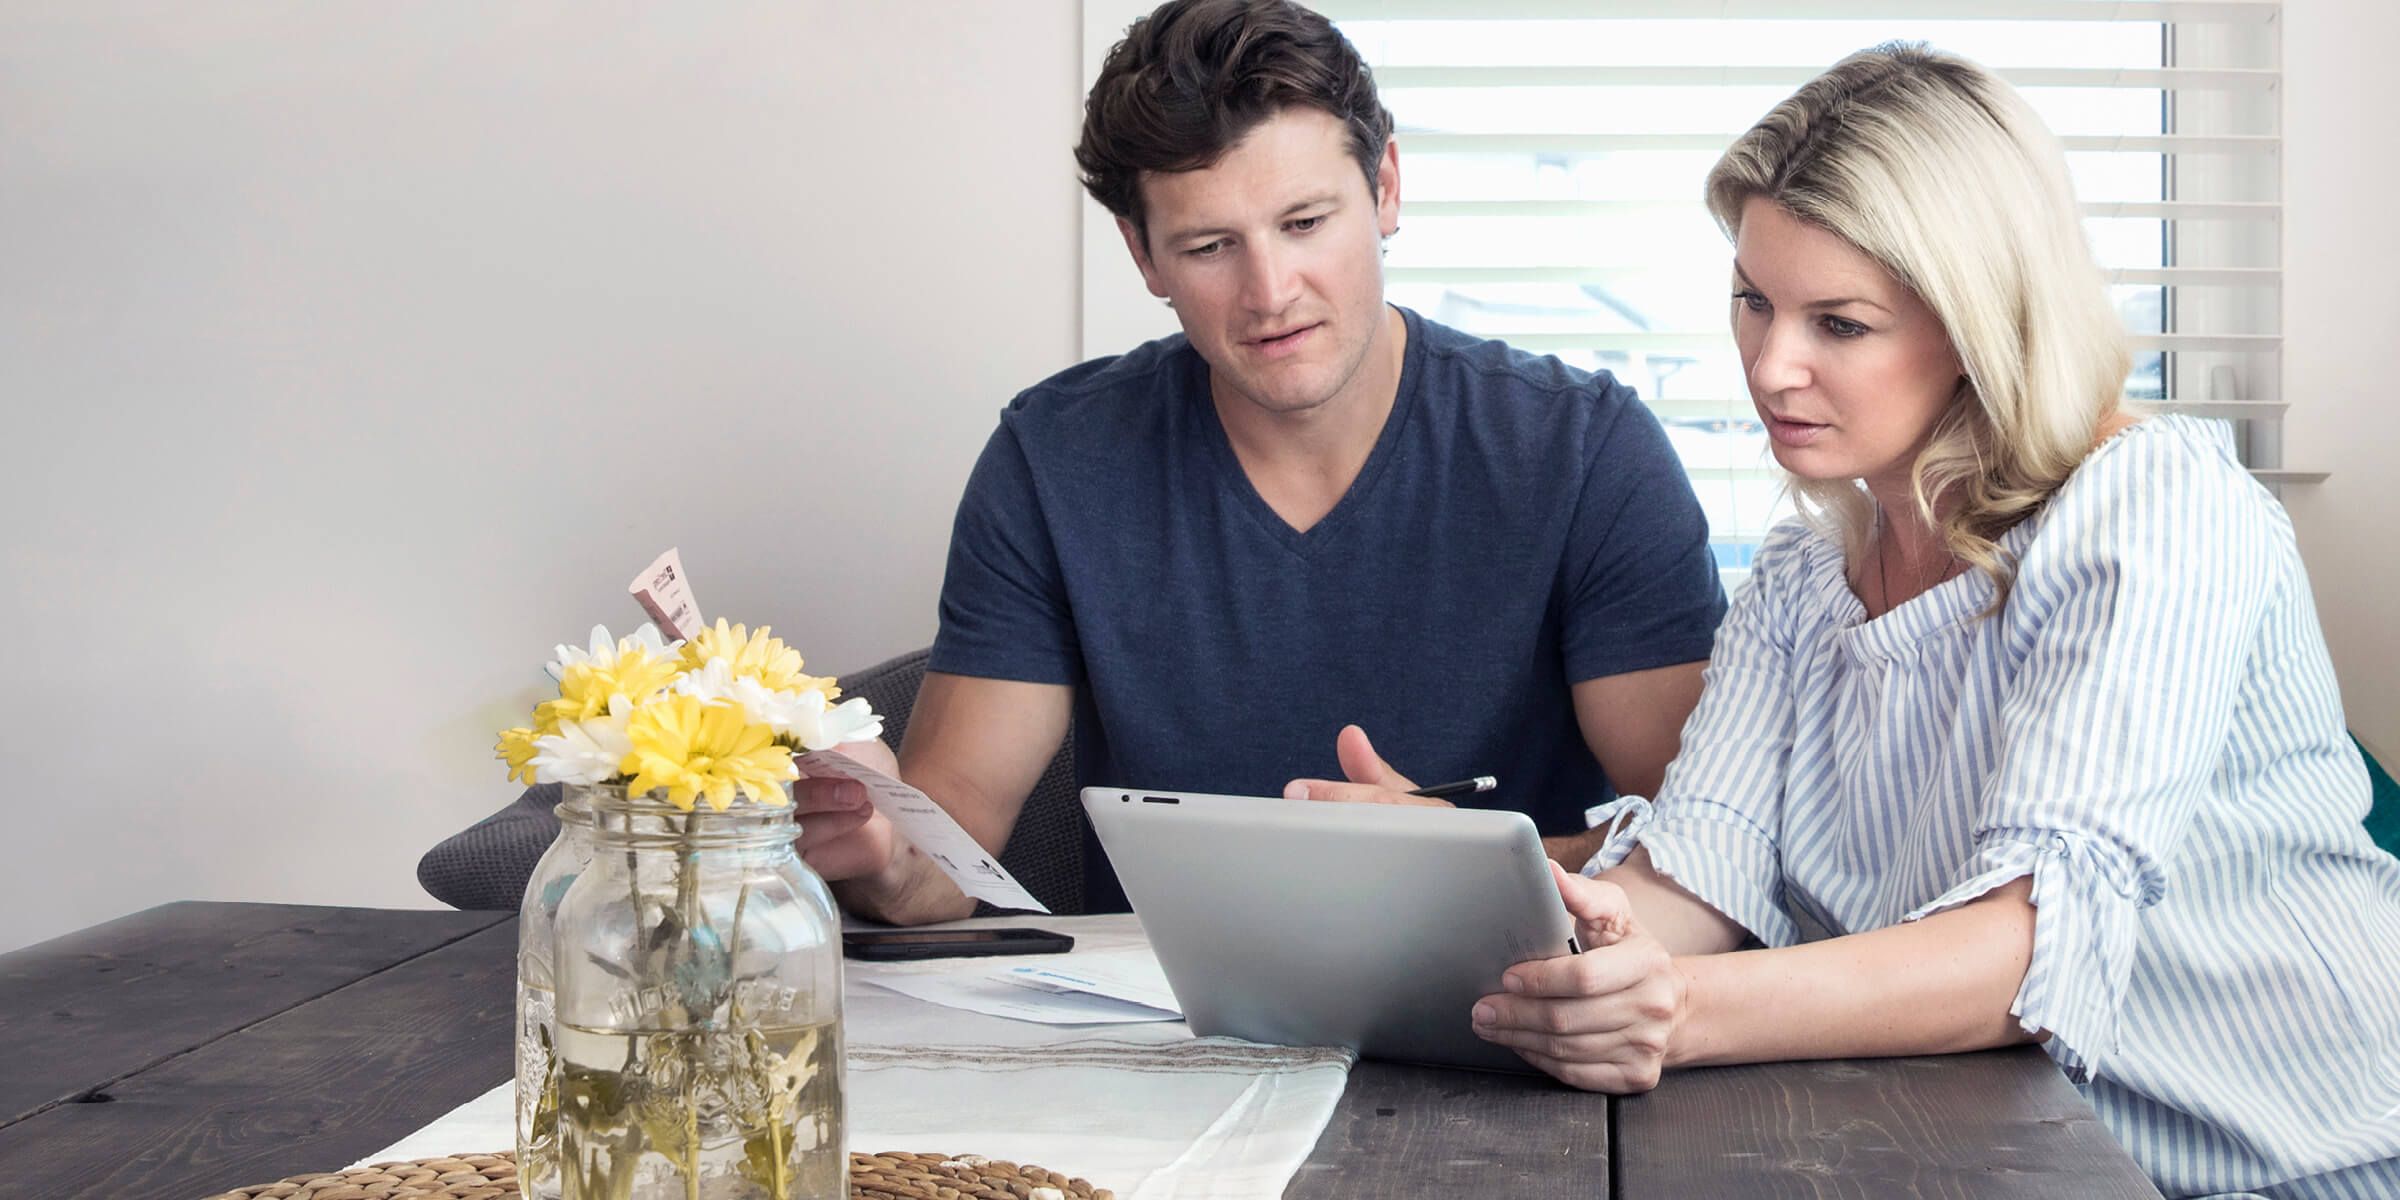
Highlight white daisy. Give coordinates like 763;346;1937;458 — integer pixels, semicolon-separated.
669;656;742;705
544;623;676;683
529;709;634;785
797;695;885;752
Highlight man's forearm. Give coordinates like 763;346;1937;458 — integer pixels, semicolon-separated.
849;672;1066;926
1541;826;1610;872
830;840;978;926
1669;877;2040;1068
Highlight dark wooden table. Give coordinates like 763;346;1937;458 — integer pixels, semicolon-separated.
0;903;2160;1199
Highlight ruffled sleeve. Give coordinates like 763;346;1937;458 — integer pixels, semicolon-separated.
1905;829;2154;1082
1903;419;2280;1082
1583;522;1823;949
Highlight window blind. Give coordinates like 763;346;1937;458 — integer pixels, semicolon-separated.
1308;0;2296;570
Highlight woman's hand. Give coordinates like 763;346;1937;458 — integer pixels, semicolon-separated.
1471;861;1691;1092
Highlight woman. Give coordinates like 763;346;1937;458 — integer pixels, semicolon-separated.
1467;44;2400;1199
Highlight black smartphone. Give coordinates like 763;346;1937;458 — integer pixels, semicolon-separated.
841;927;1076;962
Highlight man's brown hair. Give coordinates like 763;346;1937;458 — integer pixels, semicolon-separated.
1076;0;1394;249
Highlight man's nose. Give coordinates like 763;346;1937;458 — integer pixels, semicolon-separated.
1240;241;1302;314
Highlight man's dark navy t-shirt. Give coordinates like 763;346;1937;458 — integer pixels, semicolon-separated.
931;307;1727;913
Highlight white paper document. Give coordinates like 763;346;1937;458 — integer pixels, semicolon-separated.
796;749;1049;913
864;972;1178;1026
998;947;1181;1015
857;945;1182;1026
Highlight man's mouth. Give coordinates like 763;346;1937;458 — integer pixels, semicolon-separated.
1247;324;1319;354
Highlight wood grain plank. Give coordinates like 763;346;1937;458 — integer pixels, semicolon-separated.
0;901;507;1128
1615;1048;2161;1199
0;916;519;1200
1288;1061;1608;1197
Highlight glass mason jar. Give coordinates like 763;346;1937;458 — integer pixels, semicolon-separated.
552;784;846;1200
517;789;597;1200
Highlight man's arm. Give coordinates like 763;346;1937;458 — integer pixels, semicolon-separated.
811;672;1073;926
1541;660;1707;869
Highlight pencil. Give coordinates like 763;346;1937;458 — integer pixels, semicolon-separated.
1407;775;1497;800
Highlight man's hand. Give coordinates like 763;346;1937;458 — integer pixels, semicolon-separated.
1471;861;1690;1093
1282;725;1452;807
792;738;907;883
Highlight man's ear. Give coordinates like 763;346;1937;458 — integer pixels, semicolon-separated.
1117;216;1170;300
1375;137;1401;238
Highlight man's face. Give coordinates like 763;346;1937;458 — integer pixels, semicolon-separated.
1119;107;1401;420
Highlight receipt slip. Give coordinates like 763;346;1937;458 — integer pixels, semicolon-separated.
628;548;703;641
796;749;1050;914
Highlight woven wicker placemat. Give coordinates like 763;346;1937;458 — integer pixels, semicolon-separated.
199;1150;1114;1200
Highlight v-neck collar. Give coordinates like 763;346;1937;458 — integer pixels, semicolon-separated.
1193;304;1425;561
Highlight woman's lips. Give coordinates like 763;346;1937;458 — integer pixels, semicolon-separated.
1765;414;1828;447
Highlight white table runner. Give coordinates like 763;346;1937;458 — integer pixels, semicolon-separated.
360;914;1353;1199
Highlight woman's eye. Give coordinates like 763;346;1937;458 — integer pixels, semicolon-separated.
1733;290;1768;313
1823;315;1868;338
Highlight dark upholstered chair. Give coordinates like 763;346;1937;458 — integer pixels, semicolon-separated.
416;647;1085;914
2360;735;2400;859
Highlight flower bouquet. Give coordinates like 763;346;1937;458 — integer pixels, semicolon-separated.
498;620;881;805
498;621;876;1200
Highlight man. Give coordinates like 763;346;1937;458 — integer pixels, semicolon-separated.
800;0;1725;924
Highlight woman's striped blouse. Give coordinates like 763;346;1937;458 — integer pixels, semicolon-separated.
1588;416;2400;1199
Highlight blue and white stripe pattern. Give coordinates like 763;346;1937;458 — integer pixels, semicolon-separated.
1588;416;2400;1199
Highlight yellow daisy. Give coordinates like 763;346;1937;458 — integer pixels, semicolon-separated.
622;694;797;812
680;620;842;701
496;726;541;786
537;644;683;728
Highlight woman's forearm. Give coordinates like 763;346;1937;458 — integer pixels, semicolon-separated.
1669;877;2041;1068
1602;845;1752;957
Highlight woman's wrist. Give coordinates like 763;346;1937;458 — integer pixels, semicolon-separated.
1663;953;1730;1070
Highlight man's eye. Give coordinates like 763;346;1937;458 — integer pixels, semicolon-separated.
1289;216;1324;233
1186;240;1226;258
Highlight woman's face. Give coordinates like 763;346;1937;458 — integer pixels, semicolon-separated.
1731;196;1965;500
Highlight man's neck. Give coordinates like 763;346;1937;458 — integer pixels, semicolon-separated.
1213;305;1407;534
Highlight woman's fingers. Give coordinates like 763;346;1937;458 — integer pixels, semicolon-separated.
1549;861;1636;947
1502;936;1670;1000
1508;1045;1667;1095
1474;915;1688;1094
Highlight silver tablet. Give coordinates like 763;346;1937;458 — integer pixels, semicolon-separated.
1082;787;1577;1073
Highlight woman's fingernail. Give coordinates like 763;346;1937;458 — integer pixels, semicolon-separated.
1472;1003;1495;1025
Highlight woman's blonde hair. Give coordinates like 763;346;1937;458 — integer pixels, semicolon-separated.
1705;43;2131;602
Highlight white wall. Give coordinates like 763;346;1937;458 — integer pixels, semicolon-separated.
2282;0;2400;763
0;2;1081;951
1081;0;1184;357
